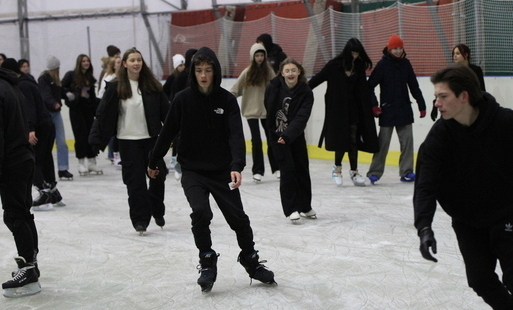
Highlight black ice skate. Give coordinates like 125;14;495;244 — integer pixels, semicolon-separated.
238;251;277;285
197;251;219;293
154;217;165;229
2;257;41;298
49;182;66;207
135;224;146;236
32;186;53;211
58;170;73;181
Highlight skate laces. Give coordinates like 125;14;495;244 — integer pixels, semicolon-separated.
11;266;32;281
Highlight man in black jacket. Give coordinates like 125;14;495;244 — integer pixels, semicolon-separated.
0;67;41;298
414;64;513;309
148;46;275;293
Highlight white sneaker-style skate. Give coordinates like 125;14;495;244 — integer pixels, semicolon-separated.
287;211;301;224
300;209;317;219
253;174;262;183
332;165;342;186
350;170;366;187
168;156;177;171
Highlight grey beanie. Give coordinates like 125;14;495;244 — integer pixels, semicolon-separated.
46;55;60;70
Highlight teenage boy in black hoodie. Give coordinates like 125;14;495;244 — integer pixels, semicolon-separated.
148;46;276;293
414;64;513;309
0;67;41;298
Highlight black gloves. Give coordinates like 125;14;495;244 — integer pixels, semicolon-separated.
419;228;438;262
430;99;438;121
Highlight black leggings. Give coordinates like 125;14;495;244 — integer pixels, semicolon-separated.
334;124;358;171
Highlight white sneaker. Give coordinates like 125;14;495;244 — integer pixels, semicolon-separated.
253;174;262;183
350;170;366;187
332;165;342;186
274;170;280;179
287;211;301;223
300;209;317;219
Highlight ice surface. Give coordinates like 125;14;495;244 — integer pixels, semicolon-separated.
0;154;489;309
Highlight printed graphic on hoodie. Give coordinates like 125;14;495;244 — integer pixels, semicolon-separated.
275;97;291;132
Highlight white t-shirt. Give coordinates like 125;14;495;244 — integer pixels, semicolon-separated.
117;80;150;140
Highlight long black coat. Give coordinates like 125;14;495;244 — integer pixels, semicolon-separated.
309;59;378;153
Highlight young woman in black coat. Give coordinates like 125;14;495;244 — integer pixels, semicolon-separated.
309;38;378;187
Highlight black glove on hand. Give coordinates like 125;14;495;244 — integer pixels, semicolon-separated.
419;228;438;262
430;99;438;121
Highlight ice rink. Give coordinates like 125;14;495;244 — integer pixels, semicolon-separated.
0;153;490;309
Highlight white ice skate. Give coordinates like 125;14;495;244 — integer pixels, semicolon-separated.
300;209;317;219
87;158;103;175
287;211;301;224
253;174;262;183
2;257;41;298
350;170;366;187
332;165;342;186
78;158;88;176
168;156;177;171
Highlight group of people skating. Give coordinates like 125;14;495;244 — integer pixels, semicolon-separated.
1;31;511;308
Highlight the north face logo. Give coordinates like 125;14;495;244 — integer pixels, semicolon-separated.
506;223;513;232
214;108;224;115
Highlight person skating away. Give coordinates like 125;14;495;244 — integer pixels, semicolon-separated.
2;59;65;211
62;54;103;176
147;46;276;293
431;43;486;121
38;55;73;181
256;33;287;74
366;35;426;184
309;38;378;187
264;58;316;223
414;64;513;309
89;48;169;235
231;43;279;183
0;67;41;298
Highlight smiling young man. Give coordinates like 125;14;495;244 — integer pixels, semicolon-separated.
147;46;275;293
414;64;513;309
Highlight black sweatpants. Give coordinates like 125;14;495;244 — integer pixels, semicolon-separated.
69;101;96;159
1;160;38;263
247;118;279;175
181;169;255;255
270;133;312;217
118;137;167;230
452;217;513;310
33;122;56;188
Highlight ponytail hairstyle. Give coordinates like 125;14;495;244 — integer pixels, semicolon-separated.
117;47;163;100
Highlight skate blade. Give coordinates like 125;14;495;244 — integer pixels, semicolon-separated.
31;204;54;211
290;218;301;224
59;177;73;181
79;172;89;176
200;283;214;294
53;200;66;207
89;171;103;175
300;213;317;219
138;231;145;236
3;282;41;298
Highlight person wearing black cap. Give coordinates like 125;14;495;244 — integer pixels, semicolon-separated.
0;65;41;298
2;58;65;211
256;33;287;74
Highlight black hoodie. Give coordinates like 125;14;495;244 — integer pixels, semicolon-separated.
17;73;52;132
414;92;513;231
149;46;245;173
0;68;34;174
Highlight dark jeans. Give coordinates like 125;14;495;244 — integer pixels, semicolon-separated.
181;169;255;255
1;160;38;263
69;101;96;159
247;118;279;175
452;217;513;310
270;133;312;217
118;138;167;229
33;122;56;188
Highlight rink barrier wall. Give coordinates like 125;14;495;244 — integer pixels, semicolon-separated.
60;76;513;166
